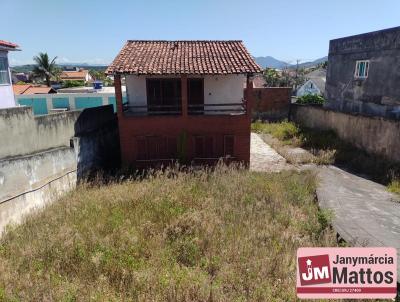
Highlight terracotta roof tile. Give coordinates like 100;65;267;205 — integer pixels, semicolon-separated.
60;70;89;81
106;40;262;75
13;85;55;95
0;40;19;49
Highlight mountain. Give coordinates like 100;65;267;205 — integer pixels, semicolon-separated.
254;56;328;70
253;56;288;69
292;56;328;69
11;63;108;73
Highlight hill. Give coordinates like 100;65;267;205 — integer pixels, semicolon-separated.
254;56;328;70
253;56;288;69
11;64;108;73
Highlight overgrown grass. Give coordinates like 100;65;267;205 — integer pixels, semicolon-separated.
252;121;400;185
388;179;400;195
0;165;336;301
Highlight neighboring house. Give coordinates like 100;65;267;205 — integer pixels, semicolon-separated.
60;69;92;82
325;26;400;118
0;40;20;109
106;40;262;167
13;84;56;95
12;72;30;83
252;74;267;88
297;69;326;97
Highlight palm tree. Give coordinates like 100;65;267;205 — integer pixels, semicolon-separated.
32;52;58;87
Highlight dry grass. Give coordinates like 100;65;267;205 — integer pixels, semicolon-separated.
252;121;400;185
0;165;337;301
388;179;400;195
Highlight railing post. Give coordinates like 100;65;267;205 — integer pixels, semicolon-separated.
114;74;123;117
181;74;188;117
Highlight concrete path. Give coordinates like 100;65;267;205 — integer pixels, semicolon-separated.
250;132;400;275
250;133;290;172
317;165;400;275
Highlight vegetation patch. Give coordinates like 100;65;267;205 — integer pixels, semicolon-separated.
253;121;400;185
0;166;336;301
296;94;325;105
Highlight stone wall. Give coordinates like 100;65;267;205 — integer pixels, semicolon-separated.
291;104;400;162
246;87;292;121
0;105;119;234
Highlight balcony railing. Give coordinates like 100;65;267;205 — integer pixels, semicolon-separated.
123;101;247;116
123;104;182;116
188;102;246;115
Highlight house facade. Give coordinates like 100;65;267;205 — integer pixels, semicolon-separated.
106;40;262;167
325;27;400;118
0;40;19;109
60;69;92;82
297;69;326;97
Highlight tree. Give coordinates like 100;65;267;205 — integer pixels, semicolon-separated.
89;69;106;81
32;52;58;87
263;68;281;87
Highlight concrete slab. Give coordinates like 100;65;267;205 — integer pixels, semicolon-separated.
250;133;290;172
317;165;400;275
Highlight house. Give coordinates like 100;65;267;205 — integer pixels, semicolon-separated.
13;84;56;95
297;69;326;97
325;26;400;118
0;40;20;109
60;69;92;82
106;40;262;167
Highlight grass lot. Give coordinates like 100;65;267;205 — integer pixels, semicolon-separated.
0;165;336;301
252;121;400;187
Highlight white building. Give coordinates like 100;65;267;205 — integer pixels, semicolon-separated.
0;40;20;109
297;69;326;97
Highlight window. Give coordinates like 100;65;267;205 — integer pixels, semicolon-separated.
0;57;10;85
188;78;204;114
146;79;181;113
354;60;370;79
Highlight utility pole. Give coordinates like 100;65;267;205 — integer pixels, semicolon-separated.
294;59;301;91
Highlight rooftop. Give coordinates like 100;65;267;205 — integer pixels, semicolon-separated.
106;40;262;75
0;40;20;51
13;84;56;95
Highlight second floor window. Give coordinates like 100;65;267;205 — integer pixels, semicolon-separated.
354;60;370;79
0;57;10;85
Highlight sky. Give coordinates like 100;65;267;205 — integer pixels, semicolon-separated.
3;0;400;66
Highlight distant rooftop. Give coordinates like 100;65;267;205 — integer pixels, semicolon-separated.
0;40;20;51
106;40;262;75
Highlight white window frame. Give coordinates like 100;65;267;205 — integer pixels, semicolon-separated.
0;57;11;85
354;60;370;79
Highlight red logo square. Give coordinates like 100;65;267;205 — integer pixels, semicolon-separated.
298;254;331;286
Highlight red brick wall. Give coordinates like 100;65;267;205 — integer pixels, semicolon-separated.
246;87;292;120
118;114;251;167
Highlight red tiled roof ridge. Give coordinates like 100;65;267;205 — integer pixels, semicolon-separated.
107;40;262;75
0;40;19;48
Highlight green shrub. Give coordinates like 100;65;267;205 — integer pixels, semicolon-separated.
296;94;325;105
252;121;299;141
388;179;400;195
62;80;85;88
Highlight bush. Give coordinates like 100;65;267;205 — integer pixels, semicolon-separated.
296;94;325;105
62;80;85;88
252;120;299;141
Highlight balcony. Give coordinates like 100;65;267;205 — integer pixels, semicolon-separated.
123;101;247;117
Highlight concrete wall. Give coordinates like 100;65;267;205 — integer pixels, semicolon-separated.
125;74;245;113
291;104;400;162
16;92;127;115
0;50;16;109
247;87;291;121
0;105;119;234
325;27;400;118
